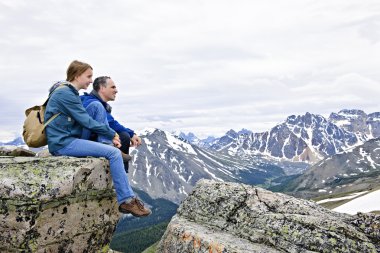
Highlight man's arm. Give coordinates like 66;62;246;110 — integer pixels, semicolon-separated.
107;113;135;137
107;113;142;147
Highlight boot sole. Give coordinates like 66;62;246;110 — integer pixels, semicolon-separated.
118;207;152;217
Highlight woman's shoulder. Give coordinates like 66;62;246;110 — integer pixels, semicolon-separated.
51;83;78;96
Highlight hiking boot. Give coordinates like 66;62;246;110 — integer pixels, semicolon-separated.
121;152;132;163
118;198;152;217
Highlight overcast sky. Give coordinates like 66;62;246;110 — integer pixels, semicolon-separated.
0;0;379;141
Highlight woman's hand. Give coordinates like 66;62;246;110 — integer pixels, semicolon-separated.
113;133;121;148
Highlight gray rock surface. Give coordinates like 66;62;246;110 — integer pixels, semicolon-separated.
158;180;379;253
0;156;120;252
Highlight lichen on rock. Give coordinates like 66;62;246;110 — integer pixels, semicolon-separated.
0;156;120;252
157;179;379;253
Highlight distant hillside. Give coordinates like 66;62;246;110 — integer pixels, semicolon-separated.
282;137;380;198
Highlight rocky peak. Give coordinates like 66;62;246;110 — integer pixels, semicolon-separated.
338;109;366;116
237;128;252;135
368;112;380;119
286;112;327;128
367;112;380;138
329;109;369;136
178;132;200;144
158;180;379;252
226;129;238;138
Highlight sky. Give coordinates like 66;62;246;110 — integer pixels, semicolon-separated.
0;0;380;141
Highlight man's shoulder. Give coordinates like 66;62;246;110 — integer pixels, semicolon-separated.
81;93;99;104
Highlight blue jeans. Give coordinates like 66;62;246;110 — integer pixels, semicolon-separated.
55;139;135;204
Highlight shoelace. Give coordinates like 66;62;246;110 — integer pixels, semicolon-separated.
134;198;145;210
135;198;144;210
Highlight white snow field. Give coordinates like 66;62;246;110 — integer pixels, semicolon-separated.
333;189;380;215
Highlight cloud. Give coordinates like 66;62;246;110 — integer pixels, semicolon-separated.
0;0;380;140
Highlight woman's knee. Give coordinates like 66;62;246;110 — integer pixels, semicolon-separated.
107;146;122;159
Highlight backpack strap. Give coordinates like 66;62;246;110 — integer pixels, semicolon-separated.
42;84;69;128
43;113;61;128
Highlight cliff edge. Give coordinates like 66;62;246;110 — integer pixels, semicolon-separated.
0;155;120;252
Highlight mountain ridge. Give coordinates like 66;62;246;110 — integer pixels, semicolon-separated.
180;109;380;164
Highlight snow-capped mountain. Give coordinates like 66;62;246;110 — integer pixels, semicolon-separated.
206;110;380;164
129;128;305;203
176;131;218;149
0;136;25;146
329;109;369;135
177;132;201;145
367;112;380;138
285;137;380;198
329;109;380;141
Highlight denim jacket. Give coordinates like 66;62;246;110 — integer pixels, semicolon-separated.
45;83;116;153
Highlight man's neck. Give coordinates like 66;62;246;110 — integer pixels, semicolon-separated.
91;90;109;102
99;93;109;102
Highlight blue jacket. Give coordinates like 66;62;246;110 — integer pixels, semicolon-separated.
45;83;116;153
80;92;135;138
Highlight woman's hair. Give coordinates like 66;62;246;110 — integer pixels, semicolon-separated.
66;60;93;82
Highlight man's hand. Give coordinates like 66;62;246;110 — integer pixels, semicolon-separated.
113;133;122;148
131;134;142;147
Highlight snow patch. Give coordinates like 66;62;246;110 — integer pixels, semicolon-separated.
333;190;380;214
316;191;368;204
165;131;197;155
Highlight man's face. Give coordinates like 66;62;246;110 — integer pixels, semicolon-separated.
99;79;118;102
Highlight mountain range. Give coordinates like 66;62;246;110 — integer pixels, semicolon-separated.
180;109;380;164
128;128;306;203
2;109;380;203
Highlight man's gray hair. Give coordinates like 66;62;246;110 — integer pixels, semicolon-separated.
93;76;111;91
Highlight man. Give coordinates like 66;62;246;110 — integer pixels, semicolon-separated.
80;76;142;173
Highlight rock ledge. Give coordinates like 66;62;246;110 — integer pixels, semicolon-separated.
158;179;379;253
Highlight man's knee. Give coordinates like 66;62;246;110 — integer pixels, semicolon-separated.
118;132;131;153
119;132;131;143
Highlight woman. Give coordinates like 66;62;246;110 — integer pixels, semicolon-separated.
45;60;151;217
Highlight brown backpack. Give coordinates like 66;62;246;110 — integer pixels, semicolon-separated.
22;85;66;148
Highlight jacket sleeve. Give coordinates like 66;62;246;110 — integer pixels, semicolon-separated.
56;89;116;139
107;113;135;137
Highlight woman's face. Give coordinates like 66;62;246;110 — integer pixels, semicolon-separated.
75;68;93;89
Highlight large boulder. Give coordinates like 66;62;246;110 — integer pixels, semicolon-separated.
157;179;379;253
0;156;120;252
